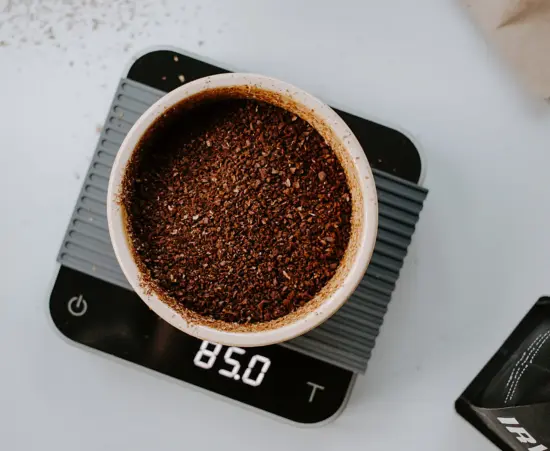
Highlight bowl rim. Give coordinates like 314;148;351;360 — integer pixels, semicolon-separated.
106;72;378;347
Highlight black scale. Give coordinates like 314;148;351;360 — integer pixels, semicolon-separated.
49;49;427;425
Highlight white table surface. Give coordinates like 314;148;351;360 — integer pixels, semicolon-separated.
1;1;550;450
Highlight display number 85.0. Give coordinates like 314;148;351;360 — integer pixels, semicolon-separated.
193;341;271;387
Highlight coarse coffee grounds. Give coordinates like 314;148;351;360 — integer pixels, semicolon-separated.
121;98;352;324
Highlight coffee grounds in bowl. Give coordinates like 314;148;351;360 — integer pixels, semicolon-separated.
121;98;352;324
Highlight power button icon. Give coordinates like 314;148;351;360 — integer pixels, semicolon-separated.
68;295;88;317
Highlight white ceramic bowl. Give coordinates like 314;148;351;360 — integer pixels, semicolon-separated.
107;73;378;347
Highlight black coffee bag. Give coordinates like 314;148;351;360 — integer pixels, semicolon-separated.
456;297;550;451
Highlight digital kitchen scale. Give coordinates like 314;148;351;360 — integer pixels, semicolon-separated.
49;49;428;425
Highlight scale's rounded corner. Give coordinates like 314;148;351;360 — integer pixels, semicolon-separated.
123;46;236;78
46;265;80;345
123;46;169;77
287;374;357;428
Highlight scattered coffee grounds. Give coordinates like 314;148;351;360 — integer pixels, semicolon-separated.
121;98;352;324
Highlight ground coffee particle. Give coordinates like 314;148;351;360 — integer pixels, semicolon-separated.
121;98;352;324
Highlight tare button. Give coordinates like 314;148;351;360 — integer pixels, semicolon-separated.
67;295;88;317
306;382;325;402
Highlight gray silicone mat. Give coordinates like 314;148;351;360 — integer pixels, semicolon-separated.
57;78;428;374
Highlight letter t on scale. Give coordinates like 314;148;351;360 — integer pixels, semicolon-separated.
306;382;325;403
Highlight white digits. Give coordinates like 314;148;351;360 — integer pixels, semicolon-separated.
242;355;271;386
193;341;222;369
193;342;271;387
218;347;246;379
